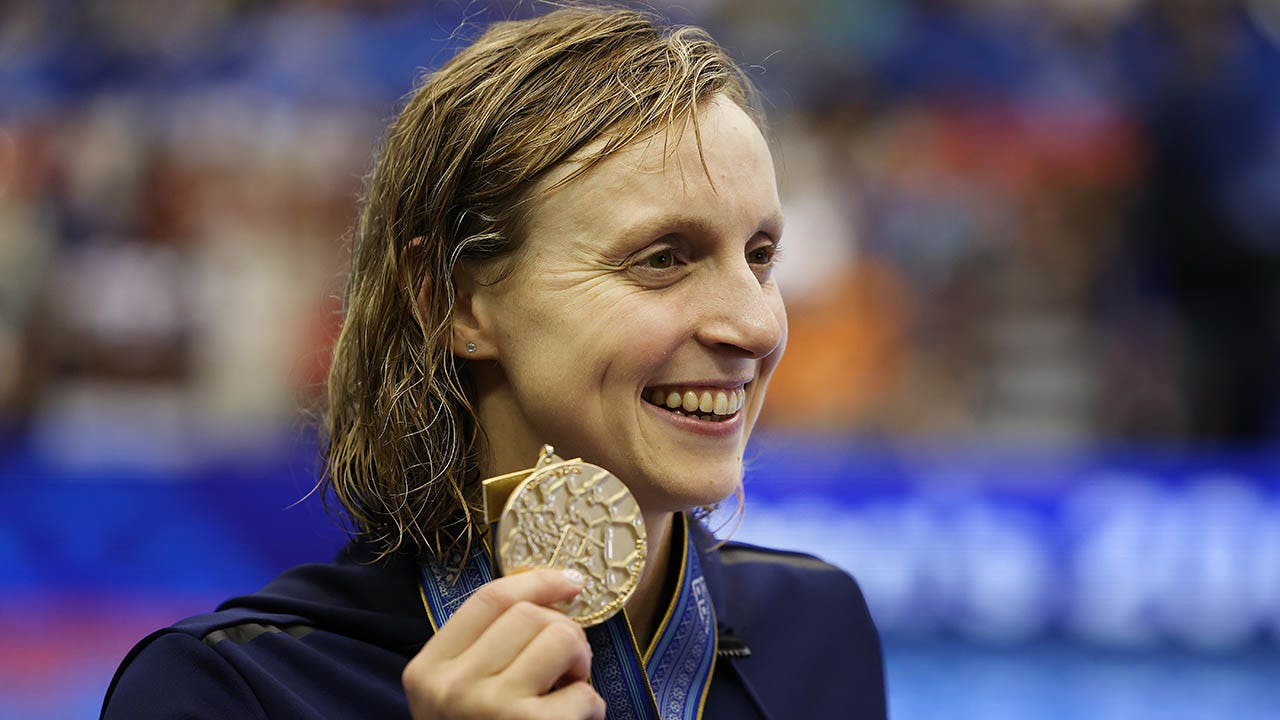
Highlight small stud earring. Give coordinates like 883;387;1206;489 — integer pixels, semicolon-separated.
465;342;477;354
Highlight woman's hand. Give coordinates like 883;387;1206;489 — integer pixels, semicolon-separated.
403;568;605;720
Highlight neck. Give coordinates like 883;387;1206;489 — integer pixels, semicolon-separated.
624;510;675;654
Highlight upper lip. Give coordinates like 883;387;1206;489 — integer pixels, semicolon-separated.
646;378;752;391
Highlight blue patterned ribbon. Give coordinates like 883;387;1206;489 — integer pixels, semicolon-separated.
418;513;716;720
641;514;718;720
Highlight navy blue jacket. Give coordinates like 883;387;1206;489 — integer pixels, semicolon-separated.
102;529;885;719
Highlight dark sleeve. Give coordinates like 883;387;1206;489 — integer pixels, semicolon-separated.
720;552;887;719
101;632;267;720
838;570;887;719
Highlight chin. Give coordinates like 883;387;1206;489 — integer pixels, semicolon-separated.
641;465;741;515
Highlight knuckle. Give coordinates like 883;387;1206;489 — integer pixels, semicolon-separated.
546;619;583;647
469;678;505;715
525;567;563;595
509;600;542;623
535;567;563;588
564;619;590;649
431;664;469;707
573;683;607;717
473;583;516;612
401;654;430;694
591;690;608;717
508;699;544;720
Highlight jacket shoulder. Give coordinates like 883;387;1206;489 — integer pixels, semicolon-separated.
716;540;849;573
101;543;429;719
101;626;269;719
714;540;871;622
710;540;887;719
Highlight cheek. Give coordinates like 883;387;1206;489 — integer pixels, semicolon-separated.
591;289;689;354
773;293;789;352
761;291;789;379
501;287;676;393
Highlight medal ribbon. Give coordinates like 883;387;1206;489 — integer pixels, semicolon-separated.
418;513;716;720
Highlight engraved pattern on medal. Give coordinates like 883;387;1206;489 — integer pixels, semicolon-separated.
497;463;646;626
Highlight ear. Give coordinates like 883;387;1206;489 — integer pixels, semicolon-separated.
449;260;498;360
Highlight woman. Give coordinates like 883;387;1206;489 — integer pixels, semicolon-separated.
102;7;884;719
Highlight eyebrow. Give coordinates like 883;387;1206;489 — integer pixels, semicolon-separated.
610;209;786;251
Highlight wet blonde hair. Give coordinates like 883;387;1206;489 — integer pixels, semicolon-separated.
323;4;759;561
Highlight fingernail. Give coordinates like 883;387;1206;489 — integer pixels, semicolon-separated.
562;568;584;586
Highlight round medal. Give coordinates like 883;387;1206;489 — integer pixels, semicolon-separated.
494;459;647;626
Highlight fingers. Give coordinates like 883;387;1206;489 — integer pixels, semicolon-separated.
515;682;606;720
501;617;593;696
404;568;597;720
466;600;577;677
426;568;583;660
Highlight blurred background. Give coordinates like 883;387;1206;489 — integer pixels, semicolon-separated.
2;0;1279;717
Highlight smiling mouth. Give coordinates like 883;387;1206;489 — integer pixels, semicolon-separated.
642;386;746;423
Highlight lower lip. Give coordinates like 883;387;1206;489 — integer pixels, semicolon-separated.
641;399;745;438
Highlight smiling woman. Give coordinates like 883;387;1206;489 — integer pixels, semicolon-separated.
101;6;884;720
460;96;786;527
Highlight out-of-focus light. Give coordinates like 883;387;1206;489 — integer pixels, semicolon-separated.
0;328;16;405
1247;0;1280;48
0;128;13;200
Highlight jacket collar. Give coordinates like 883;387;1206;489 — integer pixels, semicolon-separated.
687;518;751;660
229;517;754;663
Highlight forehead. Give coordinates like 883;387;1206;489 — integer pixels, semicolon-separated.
521;97;780;250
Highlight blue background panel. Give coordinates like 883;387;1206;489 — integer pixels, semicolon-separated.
3;437;1279;719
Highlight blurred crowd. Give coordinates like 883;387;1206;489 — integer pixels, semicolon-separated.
2;0;1279;465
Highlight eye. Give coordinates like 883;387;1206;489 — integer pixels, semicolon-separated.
626;245;687;285
747;243;778;266
644;248;677;269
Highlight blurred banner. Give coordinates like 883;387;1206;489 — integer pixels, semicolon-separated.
6;436;1280;649
743;439;1280;651
4;437;1280;718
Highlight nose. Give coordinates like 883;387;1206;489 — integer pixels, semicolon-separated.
695;263;786;359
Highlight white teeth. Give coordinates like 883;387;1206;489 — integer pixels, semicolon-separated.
647;385;749;418
698;391;714;413
682;390;699;412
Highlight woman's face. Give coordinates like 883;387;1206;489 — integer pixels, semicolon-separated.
460;95;786;516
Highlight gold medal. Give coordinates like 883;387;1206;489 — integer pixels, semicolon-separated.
482;446;646;626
